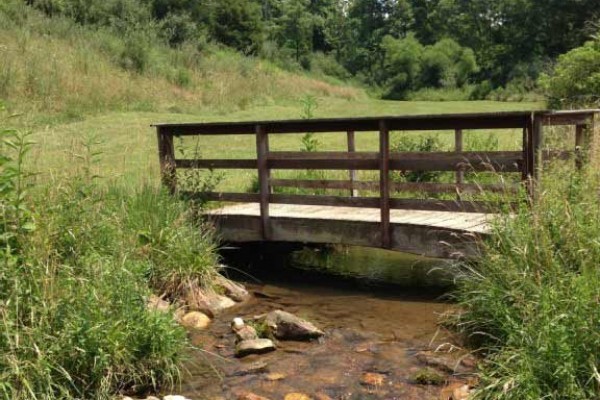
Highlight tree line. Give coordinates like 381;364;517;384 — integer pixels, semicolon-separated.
25;0;600;102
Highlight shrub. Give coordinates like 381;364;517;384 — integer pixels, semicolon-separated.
310;52;351;80
391;134;444;183
120;31;151;73
539;37;600;108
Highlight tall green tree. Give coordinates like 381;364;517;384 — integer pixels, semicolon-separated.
276;0;315;62
383;0;413;38
212;0;264;55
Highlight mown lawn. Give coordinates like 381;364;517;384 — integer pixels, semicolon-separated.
29;99;543;191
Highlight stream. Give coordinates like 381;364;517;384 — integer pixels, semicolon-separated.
177;244;475;400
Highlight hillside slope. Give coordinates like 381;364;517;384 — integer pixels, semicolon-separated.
0;1;361;126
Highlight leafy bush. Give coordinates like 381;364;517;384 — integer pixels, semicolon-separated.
380;34;478;100
539;37;600;108
381;33;423;99
469;80;494;100
310;52;352;81
420;39;479;88
120;31;152;73
391;134;444;183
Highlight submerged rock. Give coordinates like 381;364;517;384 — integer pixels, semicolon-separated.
360;372;386;386
180;311;211;330
284;393;313;400
416;351;474;374
411;367;445;385
439;383;471;400
230;361;269;376
215;273;250;302
235;338;276;357
265;372;286;381
263;310;324;341
237;393;271;400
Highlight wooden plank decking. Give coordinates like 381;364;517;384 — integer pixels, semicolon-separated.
205;203;495;258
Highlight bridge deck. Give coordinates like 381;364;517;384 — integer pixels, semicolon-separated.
205;203;495;258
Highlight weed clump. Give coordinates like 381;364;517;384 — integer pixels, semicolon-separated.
455;151;600;399
0;127;219;399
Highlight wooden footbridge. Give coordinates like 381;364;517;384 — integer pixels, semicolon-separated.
155;110;597;258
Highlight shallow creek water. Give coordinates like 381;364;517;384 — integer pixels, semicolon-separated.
177;245;473;400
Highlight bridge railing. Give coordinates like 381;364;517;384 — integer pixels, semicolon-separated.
155;110;597;247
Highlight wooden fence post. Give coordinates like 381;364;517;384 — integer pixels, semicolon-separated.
379;120;390;248
156;126;176;194
256;124;271;240
575;124;586;170
526;113;544;201
347;130;358;197
454;129;463;199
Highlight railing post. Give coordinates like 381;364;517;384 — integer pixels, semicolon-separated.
575;124;586;170
379;120;390;249
527;113;544;201
454;128;463;199
256;124;271;240
156;126;177;194
347;130;357;197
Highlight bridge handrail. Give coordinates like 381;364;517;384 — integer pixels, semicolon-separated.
154;110;598;248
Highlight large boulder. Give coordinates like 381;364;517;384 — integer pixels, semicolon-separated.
180;311;211;330
263;310;324;341
215;273;250;302
235;338;276;357
184;287;236;316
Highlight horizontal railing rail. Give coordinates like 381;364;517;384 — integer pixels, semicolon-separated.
155;109;598;248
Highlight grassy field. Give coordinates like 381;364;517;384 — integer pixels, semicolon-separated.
29;98;543;192
8;2;600;399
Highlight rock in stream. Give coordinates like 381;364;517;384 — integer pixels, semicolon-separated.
263;310;324;341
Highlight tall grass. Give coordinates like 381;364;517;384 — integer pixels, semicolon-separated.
455;124;600;399
0;0;361;126
0;124;220;399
